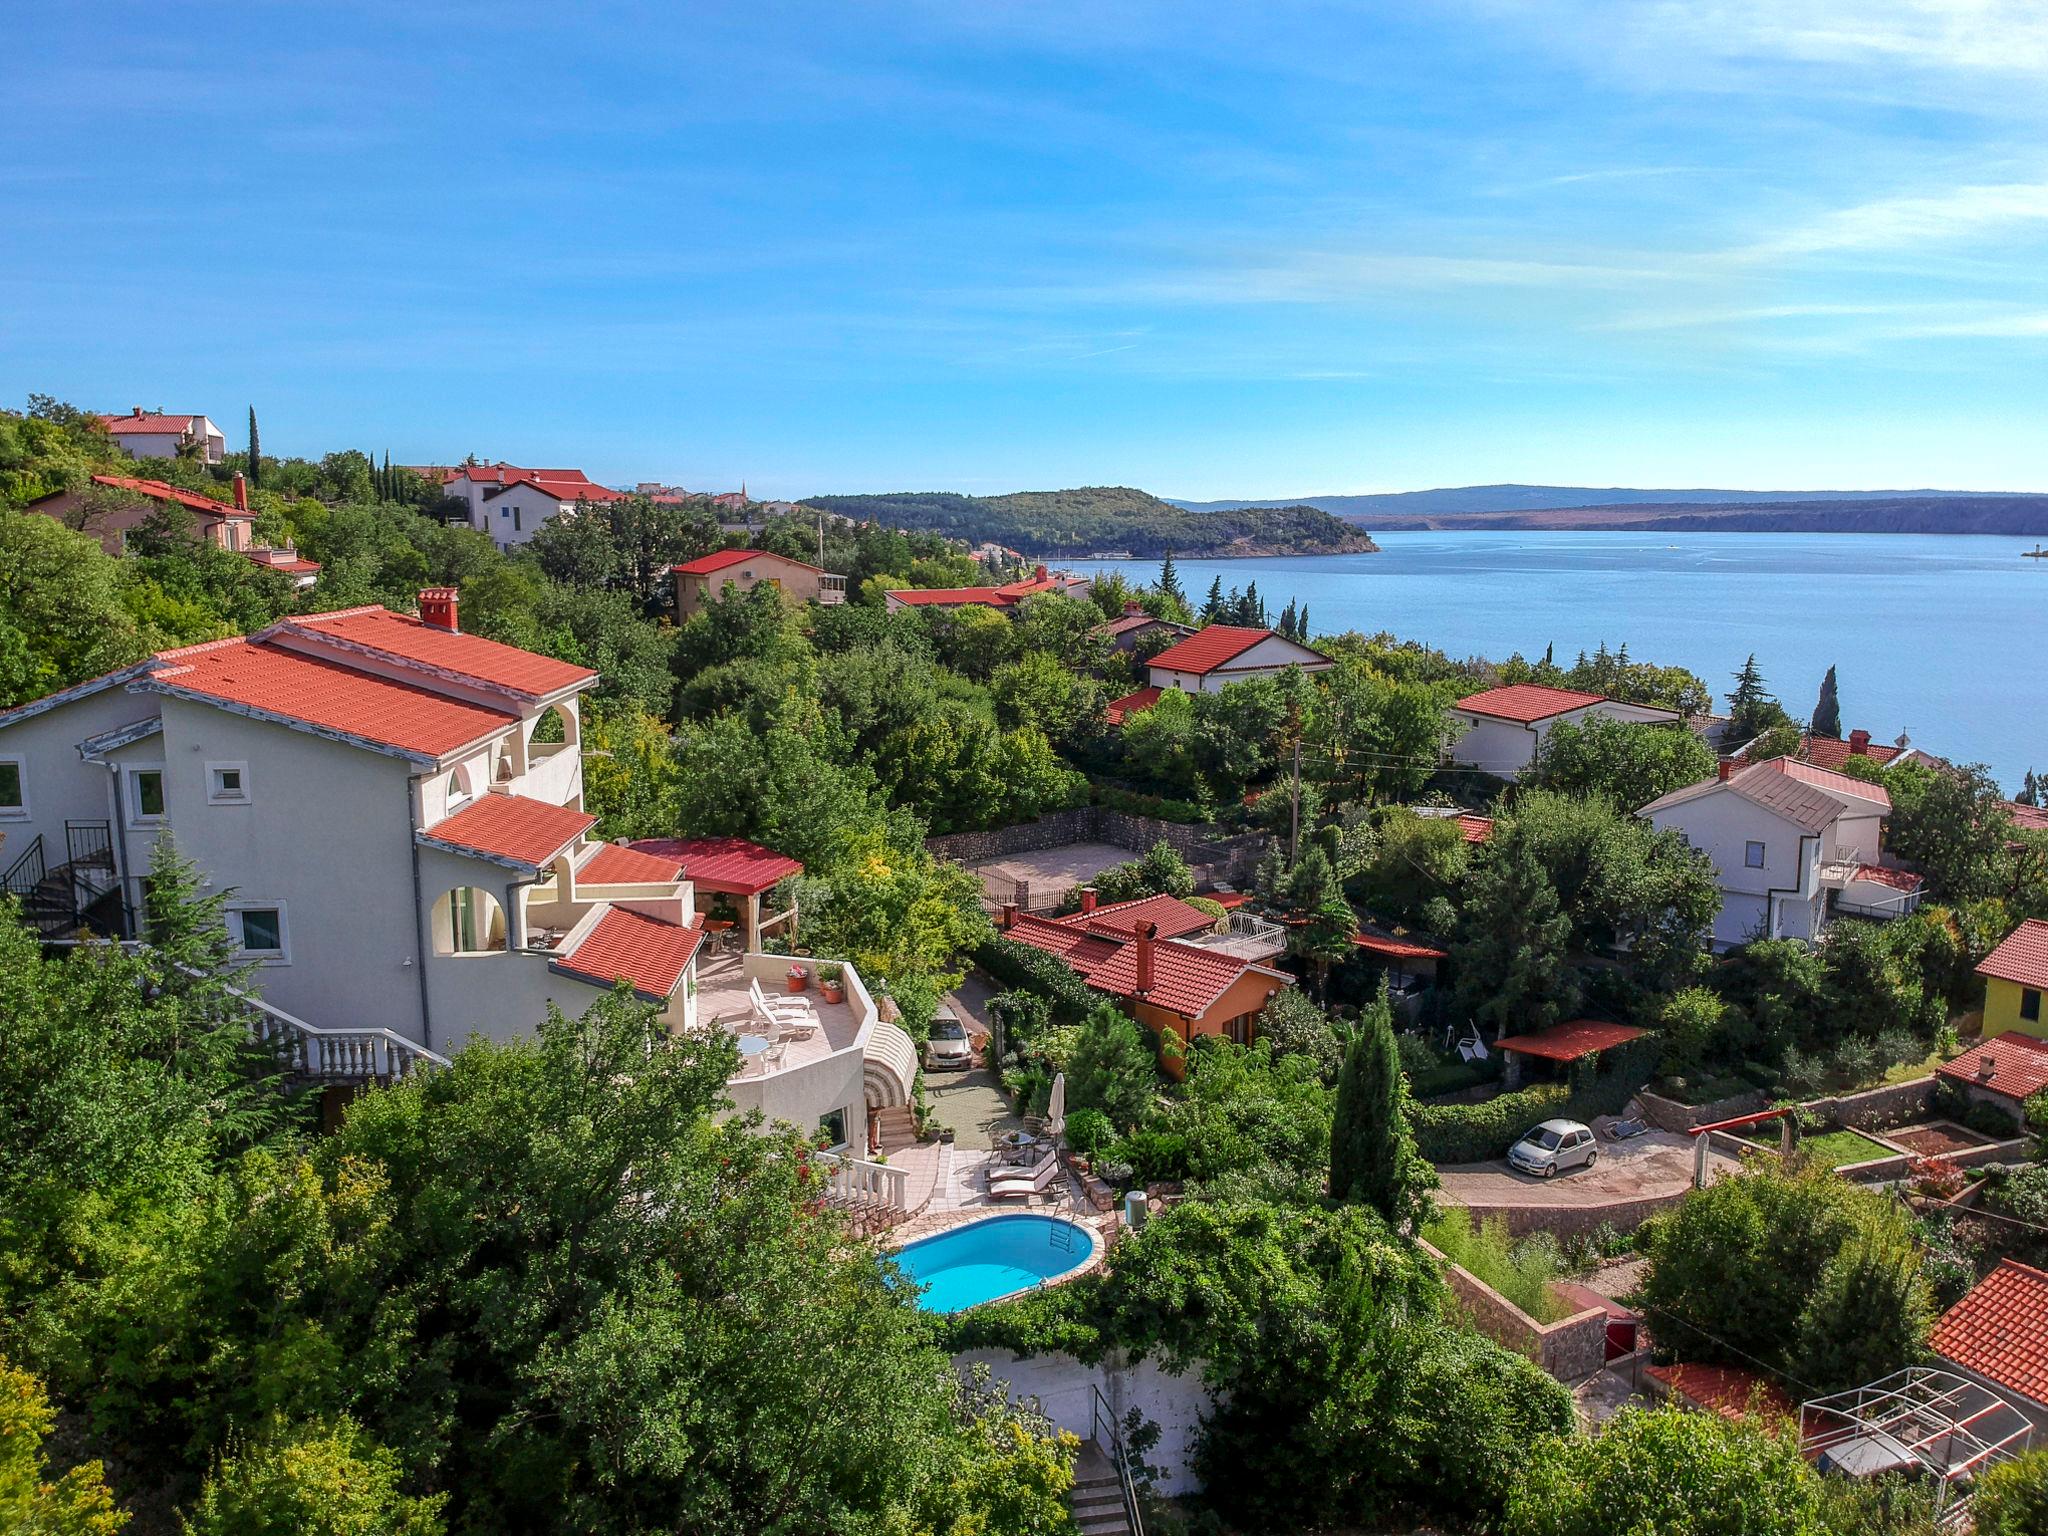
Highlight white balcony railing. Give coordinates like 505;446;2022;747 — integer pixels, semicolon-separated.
814;1149;910;1210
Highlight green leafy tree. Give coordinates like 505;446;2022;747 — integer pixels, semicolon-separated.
1504;1406;1829;1536
1973;1447;2048;1536
1451;843;1579;1040
0;509;148;705
1090;841;1196;905
1353;810;1469;926
0;1360;127;1535
1256;988;1344;1079
1065;1002;1158;1129
1328;987;1436;1229
182;1417;446;1536
1811;664;1841;740
1527;714;1717;808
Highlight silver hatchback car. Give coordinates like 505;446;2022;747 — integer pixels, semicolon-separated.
922;1008;975;1072
1507;1118;1599;1178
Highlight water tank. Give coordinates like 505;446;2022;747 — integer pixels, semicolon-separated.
1123;1190;1147;1229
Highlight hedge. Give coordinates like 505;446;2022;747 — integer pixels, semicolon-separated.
1407;1033;1661;1163
1090;781;1211;825
972;935;1100;1025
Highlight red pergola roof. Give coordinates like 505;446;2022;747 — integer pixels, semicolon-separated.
1495;1019;1646;1061
627;835;802;895
1353;929;1448;961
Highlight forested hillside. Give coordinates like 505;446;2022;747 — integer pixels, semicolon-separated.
801;485;1379;558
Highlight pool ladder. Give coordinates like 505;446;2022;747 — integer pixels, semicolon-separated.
1048;1220;1077;1255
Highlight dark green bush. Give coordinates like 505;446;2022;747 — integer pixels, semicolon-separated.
1114;1124;1191;1182
1063;1107;1115;1160
1091;782;1210;824
1409;1084;1573;1163
972;936;1099;1024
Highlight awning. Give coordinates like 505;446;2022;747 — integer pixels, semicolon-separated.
1494;1019;1646;1061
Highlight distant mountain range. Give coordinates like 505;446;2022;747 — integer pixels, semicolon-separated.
1167;485;2048;534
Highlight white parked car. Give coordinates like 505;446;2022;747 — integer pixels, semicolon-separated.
1507;1118;1599;1178
923;1008;975;1072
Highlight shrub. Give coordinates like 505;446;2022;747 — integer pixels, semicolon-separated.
1114;1124;1191;1183
1091;782;1209;824
1091;840;1197;904
1423;1207;1569;1322
1409;1084;1571;1163
1066;1003;1160;1129
972;935;1098;1024
1062;1107;1115;1160
1258;988;1344;1080
1973;1446;2048;1536
183;1416;447;1536
1184;895;1226;921
0;1359;126;1536
984;989;1052;1054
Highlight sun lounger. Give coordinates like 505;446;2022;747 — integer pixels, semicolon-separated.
989;1152;1061;1200
750;977;818;1026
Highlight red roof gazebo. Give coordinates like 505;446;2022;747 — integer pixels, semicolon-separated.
626;835;803;951
1492;1019;1646;1088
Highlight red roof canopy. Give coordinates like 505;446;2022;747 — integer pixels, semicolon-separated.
1353;929;1448;961
1494;1019;1647;1060
1148;625;1273;675
888;586;1013;607
422;794;594;867
1454;683;1605;722
1105;686;1162;725
1933;1260;2048;1409
1977;918;2048;992
552;909;703;1000
1935;1033;2048;1102
627;836;802;895
1456;814;1493;843
1645;1362;1795;1422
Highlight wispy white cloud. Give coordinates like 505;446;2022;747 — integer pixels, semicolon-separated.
1745;180;2048;259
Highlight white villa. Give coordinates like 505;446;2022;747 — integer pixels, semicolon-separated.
100;408;228;464
1640;756;1921;949
1447;684;1683;782
420;464;628;550
0;588;914;1160
1144;625;1333;694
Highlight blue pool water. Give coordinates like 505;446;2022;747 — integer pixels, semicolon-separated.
891;1214;1094;1312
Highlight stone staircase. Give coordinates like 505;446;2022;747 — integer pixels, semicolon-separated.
874;1104;918;1154
1070;1443;1133;1536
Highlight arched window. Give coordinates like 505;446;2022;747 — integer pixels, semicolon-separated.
530;703;576;749
433;886;507;955
445;763;474;811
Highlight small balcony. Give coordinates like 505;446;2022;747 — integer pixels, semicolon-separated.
1189;910;1287;962
697;950;873;1076
816;574;847;606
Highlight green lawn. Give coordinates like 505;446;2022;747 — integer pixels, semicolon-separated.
1745;1126;1891;1168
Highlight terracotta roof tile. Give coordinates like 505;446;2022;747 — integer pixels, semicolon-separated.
1849;863;1923;893
1976;919;2048;993
148;639;517;758
86;474;249;519
1456;814;1493;843
1645;1362;1795;1421
887;586;1014;607
673;547;821;576
1932;1260;2048;1408
2002;801;2048;834
289;607;596;697
1935;1033;2048;1102
578;842;687;885
1802;733;1903;771
421;794;594;866
1454;683;1606;722
1148;625;1278;676
1353;928;1449;961
1760;755;1891;809
1061;893;1216;942
100;412;207;436
1081;936;1270;1018
552;908;703;1000
1105;686;1163;725
626;835;802;895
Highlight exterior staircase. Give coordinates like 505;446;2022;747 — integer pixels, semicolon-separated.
3;824;128;941
873;1104;918;1154
1070;1443;1134;1536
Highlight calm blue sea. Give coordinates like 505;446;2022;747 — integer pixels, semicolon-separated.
1072;533;2048;793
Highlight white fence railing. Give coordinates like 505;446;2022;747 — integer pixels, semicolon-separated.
814;1149;911;1210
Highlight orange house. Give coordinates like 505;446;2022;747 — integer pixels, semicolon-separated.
1000;901;1292;1077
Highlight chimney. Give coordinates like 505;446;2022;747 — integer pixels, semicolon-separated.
131;406;144;417
1035;563;1049;581
418;587;460;633
1717;759;1734;782
1123;599;1144;615
1849;729;1871;756
1977;1052;1997;1080
232;472;248;511
1133;920;1156;996
998;902;1017;931
1080;886;1098;913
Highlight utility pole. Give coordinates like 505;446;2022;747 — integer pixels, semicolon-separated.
1288;698;1303;865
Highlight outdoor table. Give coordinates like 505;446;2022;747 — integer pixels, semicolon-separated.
735;1035;770;1063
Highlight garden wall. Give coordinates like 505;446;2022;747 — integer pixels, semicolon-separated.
1455;1190;1692;1241
1421;1242;1608;1383
926;806;1263;886
1636;1087;1766;1134
950;1346;1211;1496
1813;1076;1937;1131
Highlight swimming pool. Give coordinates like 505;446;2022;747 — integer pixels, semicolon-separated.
891;1213;1099;1312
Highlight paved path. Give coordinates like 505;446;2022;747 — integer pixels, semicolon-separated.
1437;1129;1714;1207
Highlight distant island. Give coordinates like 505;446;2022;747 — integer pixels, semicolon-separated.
800;485;1379;559
1169;483;2048;535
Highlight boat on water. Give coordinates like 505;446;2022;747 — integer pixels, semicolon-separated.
2025;544;2048;559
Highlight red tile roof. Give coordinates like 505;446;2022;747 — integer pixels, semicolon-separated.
422;794;594;867
626;835;802;895
1097;612;1178;638
1456;814;1494;844
1978;920;2048;993
1105;686;1163;725
887;586;1014;607
1848;863;1923;893
1148;625;1275;676
1453;683;1606;722
672;547;822;576
289;607;596;697
1495;1019;1648;1061
578;841;687;885
1932;1260;2048;1408
147;638;518;758
442;464;626;503
1645;1362;1795;1422
2003;801;2048;834
1759;755;1891;809
1061;893;1216;942
1802;733;1902;771
1081;936;1273;1018
1004;913;1125;974
244;550;322;575
86;474;249;519
552;908;703;1000
100;412;209;437
1935;1032;2048;1102
1353;929;1449;961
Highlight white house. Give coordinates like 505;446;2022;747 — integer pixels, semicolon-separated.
100;409;227;464
422;464;627;550
1144;625;1333;694
1447;684;1683;782
0;589;913;1153
1639;756;1918;949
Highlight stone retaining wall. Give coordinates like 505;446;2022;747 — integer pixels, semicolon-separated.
1458;1189;1693;1241
1811;1076;1938;1131
1422;1241;1608;1382
1637;1087;1766;1133
926;805;1265;885
925;807;1100;864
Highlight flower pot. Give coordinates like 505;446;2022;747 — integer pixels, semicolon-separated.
786;972;808;995
938;1128;955;1144
821;982;844;1004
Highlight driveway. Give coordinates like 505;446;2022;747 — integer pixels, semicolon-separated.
1436;1128;1721;1208
924;978;1023;1152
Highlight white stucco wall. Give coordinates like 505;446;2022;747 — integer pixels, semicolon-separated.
1446;711;1549;779
0;687;162;896
1645;788;1821;948
951;1347;1212;1497
1148;636;1331;695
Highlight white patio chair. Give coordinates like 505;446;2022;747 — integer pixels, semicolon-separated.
989;1152;1061;1200
749;977;818;1026
763;1040;788;1070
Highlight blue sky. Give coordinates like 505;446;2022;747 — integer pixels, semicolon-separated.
5;2;2047;498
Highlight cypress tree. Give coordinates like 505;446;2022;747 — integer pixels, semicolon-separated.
1157;550;1185;606
1329;984;1436;1228
246;406;261;488
1203;575;1225;622
1298;603;1308;640
1811;665;1842;741
1278;598;1298;641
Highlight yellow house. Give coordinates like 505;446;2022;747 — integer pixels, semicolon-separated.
1976;918;2048;1040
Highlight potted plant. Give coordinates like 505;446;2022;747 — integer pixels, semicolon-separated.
816;961;844;1004
785;962;809;995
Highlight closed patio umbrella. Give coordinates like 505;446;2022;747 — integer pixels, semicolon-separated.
1046;1070;1066;1137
